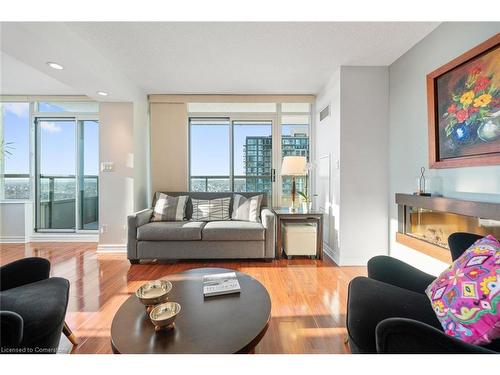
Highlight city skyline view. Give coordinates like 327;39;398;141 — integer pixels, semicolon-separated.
3;104;309;201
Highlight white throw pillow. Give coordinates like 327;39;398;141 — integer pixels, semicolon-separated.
232;194;263;222
151;193;188;221
191;197;231;221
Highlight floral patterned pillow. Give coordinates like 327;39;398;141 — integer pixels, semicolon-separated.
425;235;500;345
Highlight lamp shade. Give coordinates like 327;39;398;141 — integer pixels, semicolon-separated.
281;156;307;176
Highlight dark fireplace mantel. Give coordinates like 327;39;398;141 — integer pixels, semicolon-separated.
395;194;500;221
395;193;500;263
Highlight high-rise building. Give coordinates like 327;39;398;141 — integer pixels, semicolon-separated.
243;129;309;194
242;135;272;192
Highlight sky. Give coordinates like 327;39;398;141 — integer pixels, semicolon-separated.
2;102;98;176
190;122;273;176
2;103;30;174
190;122;308;176
3;102;307;178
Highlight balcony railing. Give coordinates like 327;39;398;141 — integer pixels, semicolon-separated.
189;175;272;193
0;174;98;230
38;175;99;230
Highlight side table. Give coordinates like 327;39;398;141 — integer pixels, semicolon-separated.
272;207;324;260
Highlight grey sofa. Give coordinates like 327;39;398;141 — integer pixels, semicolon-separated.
127;192;276;263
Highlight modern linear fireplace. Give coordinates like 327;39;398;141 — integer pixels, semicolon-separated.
396;194;500;262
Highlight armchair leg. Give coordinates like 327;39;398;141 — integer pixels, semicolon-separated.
63;322;78;346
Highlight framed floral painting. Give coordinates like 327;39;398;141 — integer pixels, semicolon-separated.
427;33;500;168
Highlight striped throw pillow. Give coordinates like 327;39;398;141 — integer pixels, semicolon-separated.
191;197;231;221
151;194;188;222
232;194;263;222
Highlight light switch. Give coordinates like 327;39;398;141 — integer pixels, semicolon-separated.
101;162;114;172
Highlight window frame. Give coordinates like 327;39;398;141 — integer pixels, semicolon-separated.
33;110;99;233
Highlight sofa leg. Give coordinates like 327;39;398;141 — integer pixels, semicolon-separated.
63;322;78;346
129;259;140;264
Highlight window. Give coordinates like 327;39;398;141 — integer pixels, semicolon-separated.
280;114;310;207
188;102;312;206
189;118;273;197
1;102;30;200
189;119;231;192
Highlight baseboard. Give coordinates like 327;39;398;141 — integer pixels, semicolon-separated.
0;236;27;244
323;242;339;265
337;256;370;267
97;244;127;253
29;233;99;242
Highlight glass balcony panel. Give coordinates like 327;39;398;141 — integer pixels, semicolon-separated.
39;176;76;230
206;178;231;192
3;176;30;199
189;177;230;192
82;177;98;230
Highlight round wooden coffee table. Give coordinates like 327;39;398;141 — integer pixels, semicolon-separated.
110;267;271;354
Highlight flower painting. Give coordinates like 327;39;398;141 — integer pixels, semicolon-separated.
427;34;500;168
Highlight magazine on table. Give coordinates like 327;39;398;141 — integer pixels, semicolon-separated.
202;272;241;297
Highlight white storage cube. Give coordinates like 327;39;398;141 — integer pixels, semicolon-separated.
283;222;317;257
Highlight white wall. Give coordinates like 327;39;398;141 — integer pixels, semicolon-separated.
315;66;389;265
314;69;341;260
339;66;389;265
133;98;150;210
389;22;500;274
98;102;135;249
0;202;27;242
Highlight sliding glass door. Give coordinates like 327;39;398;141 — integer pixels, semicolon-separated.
35;117;99;232
189;118;275;203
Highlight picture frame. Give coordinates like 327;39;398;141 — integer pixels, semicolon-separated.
427;33;500;168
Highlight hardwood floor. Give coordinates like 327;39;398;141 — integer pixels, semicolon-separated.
0;242;366;354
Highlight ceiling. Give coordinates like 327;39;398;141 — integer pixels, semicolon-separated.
1;22;440;100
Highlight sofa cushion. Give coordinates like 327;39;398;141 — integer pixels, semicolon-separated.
202;221;265;241
137;221;206;241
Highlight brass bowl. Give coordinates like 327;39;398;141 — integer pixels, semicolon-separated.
149;302;181;331
135;280;172;307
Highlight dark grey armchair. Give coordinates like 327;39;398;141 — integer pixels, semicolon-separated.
347;232;500;354
0;257;75;353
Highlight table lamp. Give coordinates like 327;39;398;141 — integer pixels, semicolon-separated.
281;156;307;211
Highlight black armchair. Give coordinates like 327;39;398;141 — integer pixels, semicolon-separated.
0;257;75;354
347;232;500;354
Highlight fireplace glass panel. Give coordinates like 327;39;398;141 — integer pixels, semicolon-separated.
406;207;500;249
